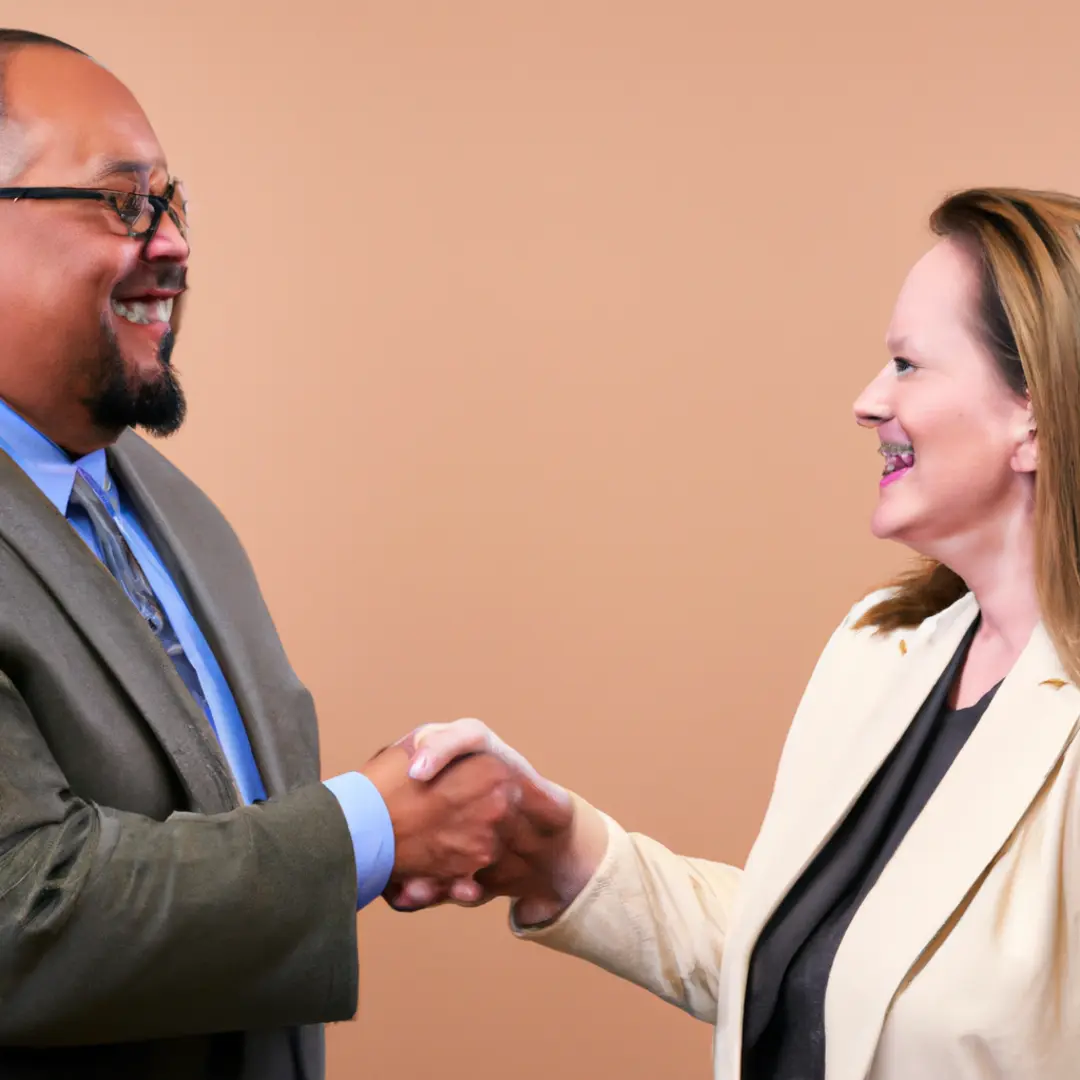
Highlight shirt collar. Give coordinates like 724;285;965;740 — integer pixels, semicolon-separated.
0;397;111;516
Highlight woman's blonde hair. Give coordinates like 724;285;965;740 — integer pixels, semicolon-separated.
855;187;1080;683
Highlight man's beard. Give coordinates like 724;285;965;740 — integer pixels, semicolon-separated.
83;314;187;438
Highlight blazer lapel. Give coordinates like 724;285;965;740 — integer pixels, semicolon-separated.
824;620;1080;1080
0;450;237;814
717;594;980;1079
740;595;980;948
108;436;293;798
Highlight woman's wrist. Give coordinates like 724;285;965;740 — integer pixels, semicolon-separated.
513;799;609;928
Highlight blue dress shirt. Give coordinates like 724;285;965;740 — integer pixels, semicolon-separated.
0;398;394;909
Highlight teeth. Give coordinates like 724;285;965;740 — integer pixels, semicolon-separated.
878;441;914;457
111;297;173;326
879;440;916;476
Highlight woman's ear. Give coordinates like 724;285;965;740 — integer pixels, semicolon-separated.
1012;399;1038;473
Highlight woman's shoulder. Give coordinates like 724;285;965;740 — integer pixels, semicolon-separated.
820;586;903;655
840;586;901;630
822;583;976;664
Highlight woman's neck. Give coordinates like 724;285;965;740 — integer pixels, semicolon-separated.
934;520;1039;703
931;507;1040;654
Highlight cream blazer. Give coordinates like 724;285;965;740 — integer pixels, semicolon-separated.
515;589;1080;1079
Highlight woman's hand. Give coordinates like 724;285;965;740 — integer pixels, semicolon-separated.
383;718;608;922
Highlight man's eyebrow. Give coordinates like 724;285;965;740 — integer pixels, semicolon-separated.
84;158;161;186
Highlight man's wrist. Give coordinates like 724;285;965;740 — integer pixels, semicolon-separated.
323;772;396;909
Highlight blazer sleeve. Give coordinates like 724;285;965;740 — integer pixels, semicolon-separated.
511;797;741;1024
508;590;898;1024
0;671;360;1047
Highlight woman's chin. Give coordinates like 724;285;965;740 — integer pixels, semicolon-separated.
869;505;911;542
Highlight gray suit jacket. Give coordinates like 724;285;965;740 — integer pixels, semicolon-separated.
0;430;360;1079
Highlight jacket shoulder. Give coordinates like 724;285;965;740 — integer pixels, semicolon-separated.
824;586;903;653
841;586;896;624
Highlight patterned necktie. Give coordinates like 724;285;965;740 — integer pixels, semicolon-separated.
68;467;212;724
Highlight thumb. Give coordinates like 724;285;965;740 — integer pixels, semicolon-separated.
407;719;491;780
515;771;574;833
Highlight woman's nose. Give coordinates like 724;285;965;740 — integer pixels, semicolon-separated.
853;372;892;429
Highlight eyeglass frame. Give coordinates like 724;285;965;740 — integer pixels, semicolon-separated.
0;178;188;252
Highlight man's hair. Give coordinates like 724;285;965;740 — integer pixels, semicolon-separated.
0;29;85;51
0;30;88;181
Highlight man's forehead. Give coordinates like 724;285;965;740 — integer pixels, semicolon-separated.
4;45;167;182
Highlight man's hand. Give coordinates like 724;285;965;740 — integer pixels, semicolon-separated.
362;741;574;909
361;744;516;884
384;719;608;923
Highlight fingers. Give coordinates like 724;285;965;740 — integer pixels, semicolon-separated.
388;877;440;910
447;878;486;905
407;718;571;839
384;875;490;912
408;719;568;803
378;717;571;913
408;718;493;781
393;876;438;911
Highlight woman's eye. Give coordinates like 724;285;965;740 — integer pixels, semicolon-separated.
893;356;915;375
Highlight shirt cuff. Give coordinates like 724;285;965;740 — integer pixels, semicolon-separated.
323;772;396;910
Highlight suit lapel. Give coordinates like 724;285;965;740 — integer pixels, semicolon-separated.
108;436;293;798
0;449;237;813
823;620;1080;1080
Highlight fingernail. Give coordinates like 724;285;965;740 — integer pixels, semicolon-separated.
408;754;431;779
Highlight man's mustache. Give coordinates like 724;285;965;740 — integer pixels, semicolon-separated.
153;265;188;292
120;264;189;294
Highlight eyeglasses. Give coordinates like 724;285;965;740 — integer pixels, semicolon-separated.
0;179;188;250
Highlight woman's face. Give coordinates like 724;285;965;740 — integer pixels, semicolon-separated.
853;238;1036;560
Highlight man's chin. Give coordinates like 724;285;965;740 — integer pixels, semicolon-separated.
88;367;187;438
134;377;187;438
85;313;186;437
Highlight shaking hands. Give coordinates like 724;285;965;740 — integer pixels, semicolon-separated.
361;719;608;924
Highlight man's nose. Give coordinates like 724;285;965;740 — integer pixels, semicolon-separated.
142;211;189;263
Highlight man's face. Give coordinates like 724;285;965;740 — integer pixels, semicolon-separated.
0;45;190;454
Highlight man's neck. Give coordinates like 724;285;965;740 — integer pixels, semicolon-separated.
0;394;119;459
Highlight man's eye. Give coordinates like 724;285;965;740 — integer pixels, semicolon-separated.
108;192;143;224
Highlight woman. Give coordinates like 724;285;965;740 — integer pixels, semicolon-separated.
397;186;1080;1079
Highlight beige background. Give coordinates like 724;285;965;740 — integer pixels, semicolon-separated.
5;1;1078;1076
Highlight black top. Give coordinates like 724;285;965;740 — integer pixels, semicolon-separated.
742;621;999;1080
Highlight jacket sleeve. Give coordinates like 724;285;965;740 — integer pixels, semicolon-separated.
509;591;897;1024
0;671;360;1047
511;801;741;1024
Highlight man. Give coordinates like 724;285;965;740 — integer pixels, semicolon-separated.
0;30;569;1079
